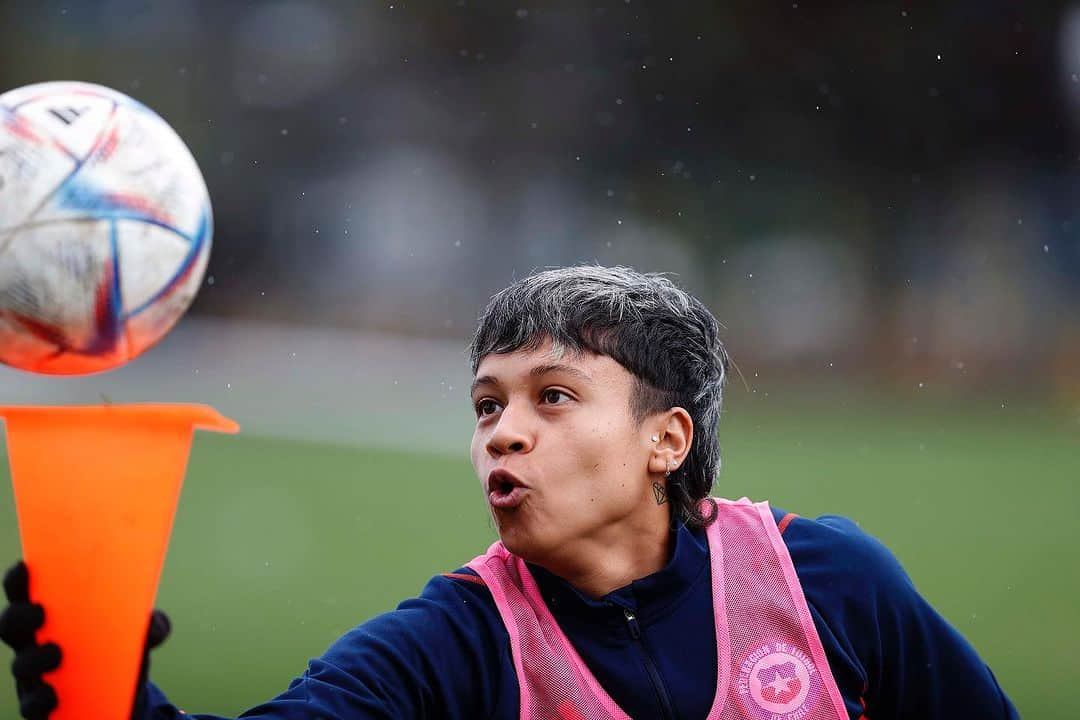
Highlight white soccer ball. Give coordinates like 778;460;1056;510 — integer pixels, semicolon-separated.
0;81;212;375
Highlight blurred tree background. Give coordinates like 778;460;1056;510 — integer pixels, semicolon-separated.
2;0;1076;390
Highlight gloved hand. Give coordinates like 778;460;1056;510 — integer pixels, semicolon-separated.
130;608;172;720
0;561;171;720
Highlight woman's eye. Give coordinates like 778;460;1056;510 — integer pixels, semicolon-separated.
476;399;499;417
542;389;570;405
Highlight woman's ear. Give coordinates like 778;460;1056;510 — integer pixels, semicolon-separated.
648;407;693;475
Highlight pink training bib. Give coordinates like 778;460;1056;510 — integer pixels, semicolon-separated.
466;497;848;720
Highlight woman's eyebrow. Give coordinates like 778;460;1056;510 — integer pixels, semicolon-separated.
471;375;499;396
527;363;595;385
470;363;595;396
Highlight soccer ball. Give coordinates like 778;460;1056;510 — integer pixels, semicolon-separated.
0;81;211;375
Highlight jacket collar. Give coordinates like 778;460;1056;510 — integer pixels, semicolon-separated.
526;522;709;625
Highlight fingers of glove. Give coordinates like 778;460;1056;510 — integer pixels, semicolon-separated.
11;642;61;681
0;603;45;651
146;609;171;651
3;562;29;604
133;611;170;720
18;681;58;720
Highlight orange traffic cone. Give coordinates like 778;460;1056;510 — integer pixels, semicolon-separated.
0;404;238;719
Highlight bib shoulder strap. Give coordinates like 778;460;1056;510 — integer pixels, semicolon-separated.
441;571;487;587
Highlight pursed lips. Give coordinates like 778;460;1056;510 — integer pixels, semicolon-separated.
487;468;529;509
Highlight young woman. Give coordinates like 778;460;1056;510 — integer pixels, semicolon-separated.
3;265;1018;719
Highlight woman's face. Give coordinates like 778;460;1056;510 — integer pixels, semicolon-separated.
470;338;659;567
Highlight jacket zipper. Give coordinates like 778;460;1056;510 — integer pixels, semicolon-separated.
623;609;677;720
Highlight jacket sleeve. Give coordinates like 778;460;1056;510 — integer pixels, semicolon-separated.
793;514;1019;719
144;573;512;720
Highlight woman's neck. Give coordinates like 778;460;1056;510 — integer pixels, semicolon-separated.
540;504;673;599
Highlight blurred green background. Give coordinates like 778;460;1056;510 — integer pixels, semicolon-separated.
1;387;1076;718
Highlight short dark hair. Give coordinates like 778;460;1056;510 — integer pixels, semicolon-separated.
467;265;730;527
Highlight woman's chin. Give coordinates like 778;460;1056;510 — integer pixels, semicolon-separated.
496;526;546;563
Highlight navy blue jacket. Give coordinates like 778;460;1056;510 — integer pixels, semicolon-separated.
146;507;1018;719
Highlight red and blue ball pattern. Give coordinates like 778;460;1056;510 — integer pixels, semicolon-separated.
0;81;212;375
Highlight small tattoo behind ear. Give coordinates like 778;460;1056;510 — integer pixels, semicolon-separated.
652;482;668;506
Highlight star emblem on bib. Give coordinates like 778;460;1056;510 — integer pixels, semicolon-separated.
738;642;820;719
758;661;801;704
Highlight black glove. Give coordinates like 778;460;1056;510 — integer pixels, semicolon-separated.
0;561;171;720
0;562;59;720
130;608;172;720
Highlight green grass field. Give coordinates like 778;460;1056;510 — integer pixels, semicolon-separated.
1;390;1077;717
